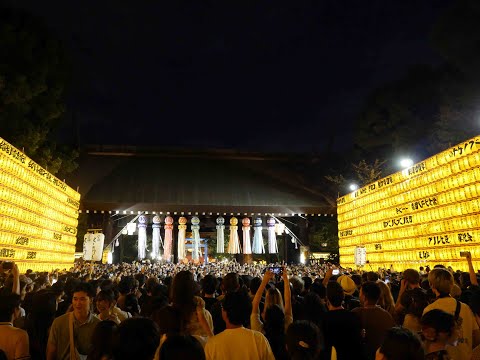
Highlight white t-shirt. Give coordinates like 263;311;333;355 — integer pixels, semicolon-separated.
204;327;275;360
423;297;479;360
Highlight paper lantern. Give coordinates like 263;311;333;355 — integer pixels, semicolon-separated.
83;233;94;260
338;135;480;271
92;233;104;262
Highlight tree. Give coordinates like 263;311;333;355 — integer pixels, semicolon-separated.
0;7;78;176
325;158;386;194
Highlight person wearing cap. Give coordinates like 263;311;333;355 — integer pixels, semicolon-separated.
337;274;360;311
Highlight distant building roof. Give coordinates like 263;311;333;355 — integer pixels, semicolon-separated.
68;146;335;215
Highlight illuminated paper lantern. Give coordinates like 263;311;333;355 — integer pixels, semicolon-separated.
0;137;80;272
338;135;480;271
83;233;94;260
92;233;104;262
127;222;136;235
354;246;366;266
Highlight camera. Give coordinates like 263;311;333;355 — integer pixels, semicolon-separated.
268;267;283;275
332;269;340;275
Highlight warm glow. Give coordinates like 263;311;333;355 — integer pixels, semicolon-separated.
0;137;80;272
338;135;480;271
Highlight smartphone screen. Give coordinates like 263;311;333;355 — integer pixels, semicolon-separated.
332;269;339;275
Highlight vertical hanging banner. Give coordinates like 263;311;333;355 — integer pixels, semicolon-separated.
227;217;241;254
191;216;201;261
137;215;147;260
0;137;80;272
151;215;162;260
164;216;174;262
216;216;225;253
242;217;252;254
177;217;187;261
267;217;278;254
252;217;265;254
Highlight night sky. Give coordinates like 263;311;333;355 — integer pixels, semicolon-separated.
4;1;454;152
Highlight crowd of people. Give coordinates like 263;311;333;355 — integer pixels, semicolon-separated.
1;255;480;360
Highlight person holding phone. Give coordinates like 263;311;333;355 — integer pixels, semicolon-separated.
251;267;292;360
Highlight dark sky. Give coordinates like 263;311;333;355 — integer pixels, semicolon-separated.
5;1;454;152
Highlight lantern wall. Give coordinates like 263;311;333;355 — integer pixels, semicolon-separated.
337;135;480;272
0;137;80;272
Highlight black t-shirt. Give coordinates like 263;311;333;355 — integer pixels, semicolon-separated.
323;309;363;360
400;287;428;317
202;297;218;313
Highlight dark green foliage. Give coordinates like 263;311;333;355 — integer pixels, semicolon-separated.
0;7;78;176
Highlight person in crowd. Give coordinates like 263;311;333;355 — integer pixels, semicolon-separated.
87;320;118;360
170;270;213;337
95;291;121;324
112;318;159;360
335;274;360;311
423;268;480;360
375;327;423;360
116;277;135;311
204;290;274;360
251;268;293;333
352;281;395;360
285;320;323;360
421;309;456;360
159;335;206;360
376;281;395;318
211;273;240;334
201;275;219;313
0;293;29;360
124;293;140;317
394;268;428;333
24;291;57;360
324;281;362;360
47;282;100;360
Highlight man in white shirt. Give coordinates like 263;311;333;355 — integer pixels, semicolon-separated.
423;268;480;360
0;293;30;360
204;290;274;360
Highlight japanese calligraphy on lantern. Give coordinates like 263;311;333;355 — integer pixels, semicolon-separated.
0;137;80;272
337;135;480;272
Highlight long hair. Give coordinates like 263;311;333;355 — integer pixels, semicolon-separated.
377;281;395;317
264;304;287;360
170;271;197;324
